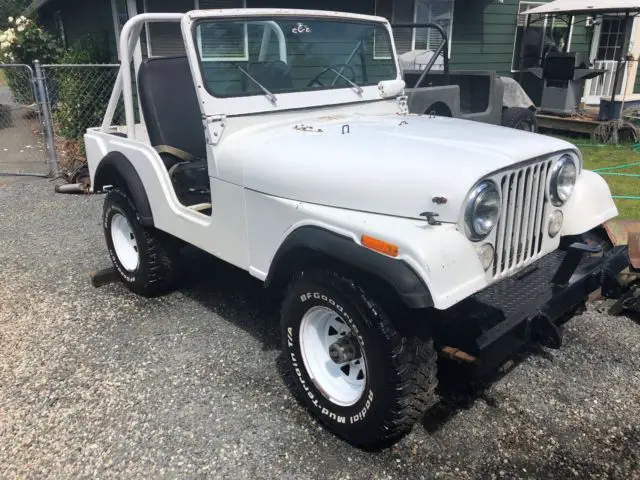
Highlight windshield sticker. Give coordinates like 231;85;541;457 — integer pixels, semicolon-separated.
292;23;312;34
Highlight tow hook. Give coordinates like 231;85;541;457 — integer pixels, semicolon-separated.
532;314;563;349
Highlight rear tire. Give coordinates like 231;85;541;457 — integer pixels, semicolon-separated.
280;269;438;450
502;107;538;132
103;188;180;296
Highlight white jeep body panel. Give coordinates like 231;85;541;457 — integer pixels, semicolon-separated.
85;8;619;310
228;113;573;222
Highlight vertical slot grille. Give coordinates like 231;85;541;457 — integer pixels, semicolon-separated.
493;160;552;278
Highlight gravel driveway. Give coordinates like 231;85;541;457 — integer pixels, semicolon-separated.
1;177;639;479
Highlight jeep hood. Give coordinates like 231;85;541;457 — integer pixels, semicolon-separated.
224;113;574;222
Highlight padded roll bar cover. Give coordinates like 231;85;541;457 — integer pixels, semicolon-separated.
93;151;154;226
265;226;434;309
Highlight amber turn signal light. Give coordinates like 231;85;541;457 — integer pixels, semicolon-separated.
361;235;399;257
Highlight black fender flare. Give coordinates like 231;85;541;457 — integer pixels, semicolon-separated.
265;226;433;309
93;151;154;226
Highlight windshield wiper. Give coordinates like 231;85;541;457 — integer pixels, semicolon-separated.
232;63;278;105
329;67;363;95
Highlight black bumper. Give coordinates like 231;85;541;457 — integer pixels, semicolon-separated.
434;244;630;375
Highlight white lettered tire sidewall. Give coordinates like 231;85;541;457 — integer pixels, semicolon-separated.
282;273;401;443
102;188;180;297
104;193;140;285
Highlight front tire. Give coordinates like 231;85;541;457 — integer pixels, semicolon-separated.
280;270;438;450
103;188;179;296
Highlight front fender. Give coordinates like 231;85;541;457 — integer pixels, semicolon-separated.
265;226;434;309
265;200;489;310
561;170;618;237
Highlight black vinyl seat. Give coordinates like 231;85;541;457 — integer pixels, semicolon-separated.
137;56;210;207
138;56;206;166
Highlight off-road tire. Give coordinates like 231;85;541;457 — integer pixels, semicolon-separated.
280;269;438;450
103;188;179;296
501;107;538;132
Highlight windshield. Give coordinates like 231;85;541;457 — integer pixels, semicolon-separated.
193;17;397;98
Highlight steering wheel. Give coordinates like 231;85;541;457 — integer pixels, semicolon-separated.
307;64;357;88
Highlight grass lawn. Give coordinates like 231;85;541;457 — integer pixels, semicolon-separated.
0;70;6;87
551;136;640;220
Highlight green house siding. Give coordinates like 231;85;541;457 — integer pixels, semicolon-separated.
38;0;117;60
634;68;640;93
570;16;591;59
449;0;592;76
34;0;596;82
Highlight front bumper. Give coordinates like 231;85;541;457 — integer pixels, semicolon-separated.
433;243;630;375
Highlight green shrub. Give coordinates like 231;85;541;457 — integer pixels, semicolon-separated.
53;35;117;140
0;16;61;103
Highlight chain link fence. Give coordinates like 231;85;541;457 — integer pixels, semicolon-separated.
42;64;124;173
0;62;127;178
0;64;50;176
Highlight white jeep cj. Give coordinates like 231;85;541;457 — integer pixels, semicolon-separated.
85;8;630;449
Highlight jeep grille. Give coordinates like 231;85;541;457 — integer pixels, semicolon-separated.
493;159;553;278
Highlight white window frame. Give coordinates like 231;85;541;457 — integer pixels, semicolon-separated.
195;0;249;61
195;20;249;62
411;0;453;56
373;25;394;60
511;1;575;72
141;0;248;60
375;0;454;58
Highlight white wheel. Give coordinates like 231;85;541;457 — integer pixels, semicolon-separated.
110;213;139;272
299;305;366;407
282;270;439;449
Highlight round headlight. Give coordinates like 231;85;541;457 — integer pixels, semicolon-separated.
465;181;501;241
550;155;577;206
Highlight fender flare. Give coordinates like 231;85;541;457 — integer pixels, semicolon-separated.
93;151;154;226
265;226;433;309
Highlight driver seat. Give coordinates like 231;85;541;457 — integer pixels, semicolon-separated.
137;56;210;208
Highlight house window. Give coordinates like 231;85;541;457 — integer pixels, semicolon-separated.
143;0;246;58
54;11;66;48
111;0;129;59
376;0;454;56
512;1;573;71
597;16;626;61
196;2;248;61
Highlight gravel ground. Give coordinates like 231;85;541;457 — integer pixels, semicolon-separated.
0;177;639;479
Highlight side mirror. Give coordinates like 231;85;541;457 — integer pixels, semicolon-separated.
378;79;406;98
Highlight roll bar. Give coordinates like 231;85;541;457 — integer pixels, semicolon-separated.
390;23;450;88
102;13;288;137
102;13;183;135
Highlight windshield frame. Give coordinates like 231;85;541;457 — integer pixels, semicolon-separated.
184;11;400;115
